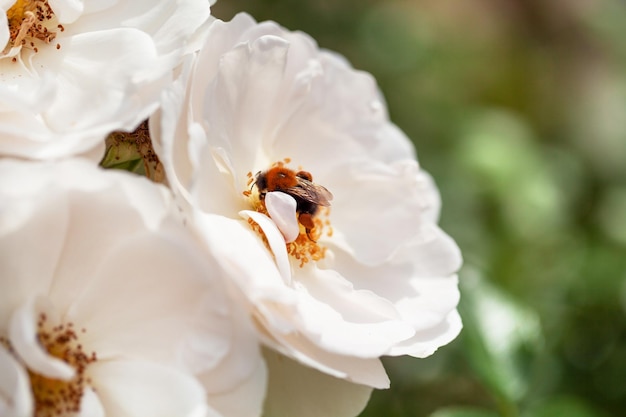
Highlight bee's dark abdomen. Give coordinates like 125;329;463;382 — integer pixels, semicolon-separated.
295;198;318;215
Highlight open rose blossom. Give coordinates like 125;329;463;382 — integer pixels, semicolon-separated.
0;158;266;417
152;12;462;413
0;0;213;160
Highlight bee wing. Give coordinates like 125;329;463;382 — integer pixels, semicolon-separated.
290;178;333;206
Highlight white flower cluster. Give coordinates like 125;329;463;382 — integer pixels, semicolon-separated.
0;2;462;417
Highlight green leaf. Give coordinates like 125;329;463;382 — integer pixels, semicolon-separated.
526;396;611;417
459;270;543;407
429;406;500;417
458;110;569;239
100;140;146;176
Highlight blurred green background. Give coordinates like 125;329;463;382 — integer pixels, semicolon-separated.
213;1;626;416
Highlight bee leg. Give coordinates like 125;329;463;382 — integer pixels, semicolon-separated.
298;213;317;241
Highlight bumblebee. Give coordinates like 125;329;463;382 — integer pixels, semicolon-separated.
254;166;332;240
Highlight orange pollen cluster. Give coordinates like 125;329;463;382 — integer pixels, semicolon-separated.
244;158;334;268
5;0;63;59
1;313;97;417
286;207;332;267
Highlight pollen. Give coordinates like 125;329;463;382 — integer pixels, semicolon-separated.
4;0;62;58
1;313;97;417
286;211;330;267
245;171;254;191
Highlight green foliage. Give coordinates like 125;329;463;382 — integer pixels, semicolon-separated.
460;272;542;412
213;1;626;416
100;139;147;176
430;408;500;417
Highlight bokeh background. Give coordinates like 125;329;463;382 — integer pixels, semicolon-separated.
212;1;626;416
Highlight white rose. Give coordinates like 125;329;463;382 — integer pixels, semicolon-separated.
153;11;462;404
0;0;212;160
0;158;266;417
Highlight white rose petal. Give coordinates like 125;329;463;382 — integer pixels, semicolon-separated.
261;330;391;389
0;345;33;417
90;360;216;417
263;349;373;417
265;191;300;243
9;297;74;380
77;387;105;417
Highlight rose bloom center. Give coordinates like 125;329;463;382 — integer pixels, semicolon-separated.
4;0;63;58
244;159;333;267
2;313;97;417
